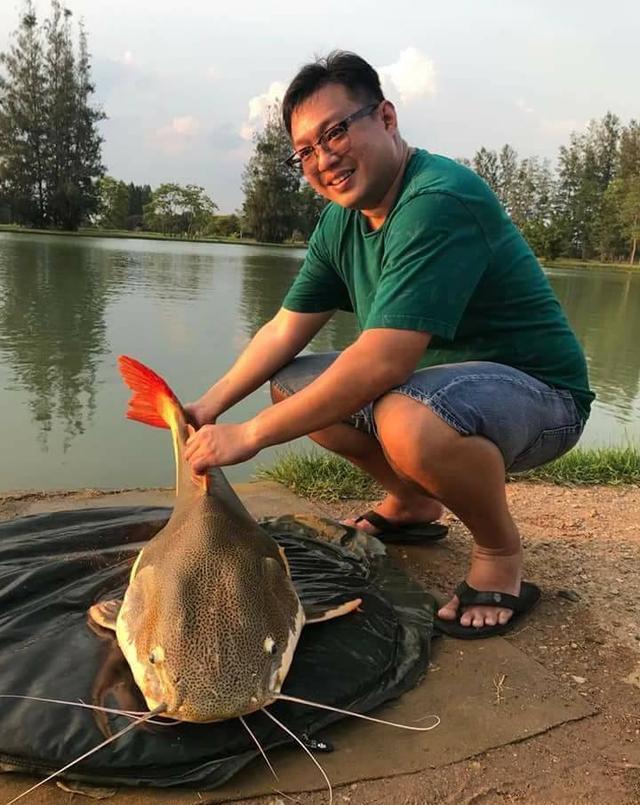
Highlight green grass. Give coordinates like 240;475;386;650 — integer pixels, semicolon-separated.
541;257;639;271
257;445;640;501
511;445;640;485
0;223;306;248
256;450;382;502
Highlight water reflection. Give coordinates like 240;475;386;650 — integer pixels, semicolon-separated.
0;232;637;491
548;269;640;425
0;236;118;449
239;249;358;352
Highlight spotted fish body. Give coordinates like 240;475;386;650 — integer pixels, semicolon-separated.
90;356;309;723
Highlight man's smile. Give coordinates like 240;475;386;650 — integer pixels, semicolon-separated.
326;169;355;188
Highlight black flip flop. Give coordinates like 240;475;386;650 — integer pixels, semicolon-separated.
434;580;541;639
353;510;448;543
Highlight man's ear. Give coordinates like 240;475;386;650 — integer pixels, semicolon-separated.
380;99;398;132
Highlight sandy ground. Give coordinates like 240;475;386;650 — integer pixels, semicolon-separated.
1;481;639;804
239;482;640;805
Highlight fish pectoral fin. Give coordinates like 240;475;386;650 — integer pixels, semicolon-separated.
88;599;123;631
303;597;363;624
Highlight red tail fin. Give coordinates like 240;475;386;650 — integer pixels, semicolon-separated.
117;355;180;430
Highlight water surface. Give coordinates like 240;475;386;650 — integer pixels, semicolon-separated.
0;232;637;491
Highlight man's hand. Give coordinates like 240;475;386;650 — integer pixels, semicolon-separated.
184;422;259;472
183;401;215;429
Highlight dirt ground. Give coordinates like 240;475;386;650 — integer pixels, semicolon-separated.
1;482;639;804
245;482;640;805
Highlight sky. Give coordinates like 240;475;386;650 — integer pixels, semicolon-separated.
0;0;638;213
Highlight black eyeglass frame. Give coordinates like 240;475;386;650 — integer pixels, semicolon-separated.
285;102;380;171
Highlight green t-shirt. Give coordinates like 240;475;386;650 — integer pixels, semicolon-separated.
283;149;594;420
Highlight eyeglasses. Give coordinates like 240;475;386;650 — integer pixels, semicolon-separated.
285;103;380;172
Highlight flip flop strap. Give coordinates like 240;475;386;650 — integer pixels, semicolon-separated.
354;510;391;531
455;581;520;612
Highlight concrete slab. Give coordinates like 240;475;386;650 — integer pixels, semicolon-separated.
0;485;595;804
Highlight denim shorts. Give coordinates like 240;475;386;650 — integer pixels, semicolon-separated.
271;353;586;473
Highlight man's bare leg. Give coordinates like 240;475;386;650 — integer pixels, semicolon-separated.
271;384;444;527
272;385;522;628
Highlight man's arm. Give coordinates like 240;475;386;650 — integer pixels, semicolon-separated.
250;327;431;445
187;307;335;425
185;327;431;470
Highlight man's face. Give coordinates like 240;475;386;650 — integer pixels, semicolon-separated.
290;83;399;211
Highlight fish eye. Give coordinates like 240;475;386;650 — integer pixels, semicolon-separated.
264;636;278;655
148;652;155;664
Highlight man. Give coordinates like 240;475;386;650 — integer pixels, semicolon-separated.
184;51;593;638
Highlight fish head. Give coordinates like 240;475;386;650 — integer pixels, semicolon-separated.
117;551;304;722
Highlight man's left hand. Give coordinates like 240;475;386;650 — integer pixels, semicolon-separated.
185;422;259;472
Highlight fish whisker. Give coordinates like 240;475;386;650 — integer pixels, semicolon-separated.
275;693;440;732
261;707;332;805
0;694;170;725
5;703;167;805
239;715;279;781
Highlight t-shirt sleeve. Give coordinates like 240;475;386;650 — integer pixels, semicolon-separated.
365;192;491;339
282;211;352;314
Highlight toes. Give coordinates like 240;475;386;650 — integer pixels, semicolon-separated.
437;596;460;621
458;606;513;628
497;608;512;626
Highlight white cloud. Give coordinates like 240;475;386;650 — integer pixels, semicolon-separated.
240;80;286;141
516;98;534;114
117;50;135;66
171;115;200;136
379;47;437;105
154;115;201;154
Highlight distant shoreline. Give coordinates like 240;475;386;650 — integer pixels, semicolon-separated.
0;224;637;269
0;224;307;250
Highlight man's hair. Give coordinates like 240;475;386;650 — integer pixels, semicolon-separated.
282;51;384;136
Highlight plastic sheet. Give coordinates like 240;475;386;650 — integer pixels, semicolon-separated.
0;507;435;789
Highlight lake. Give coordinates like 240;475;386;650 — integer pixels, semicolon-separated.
0;231;638;491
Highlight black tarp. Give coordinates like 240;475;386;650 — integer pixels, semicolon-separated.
0;507;435;789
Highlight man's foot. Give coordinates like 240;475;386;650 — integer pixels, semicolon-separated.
437;544;523;629
342;494;445;535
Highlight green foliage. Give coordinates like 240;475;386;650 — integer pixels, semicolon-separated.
258;446;640;501
97;176;128;229
467;113;639;264
143;182;217;236
0;1;105;230
204;213;240;238
256;449;382;502
512;445;640;485
241;105;326;243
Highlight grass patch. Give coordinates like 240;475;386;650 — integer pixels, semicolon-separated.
511;445;640;486
256;450;381;502
257;445;640;501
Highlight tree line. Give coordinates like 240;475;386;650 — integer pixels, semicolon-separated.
0;1;104;230
464;114;639;263
0;2;637;259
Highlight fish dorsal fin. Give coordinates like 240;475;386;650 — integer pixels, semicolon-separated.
303;597;363;624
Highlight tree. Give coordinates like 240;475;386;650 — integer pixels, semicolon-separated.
127;182;152;228
296;183;326;240
472;147;500;195
620;176;640;264
0;1;104;229
97;175;128;229
0;3;47;225
241;105;302;243
143;183;217;236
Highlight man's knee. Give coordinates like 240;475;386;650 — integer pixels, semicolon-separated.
374;393;461;475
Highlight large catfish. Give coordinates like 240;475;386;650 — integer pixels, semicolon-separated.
88;356;361;723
